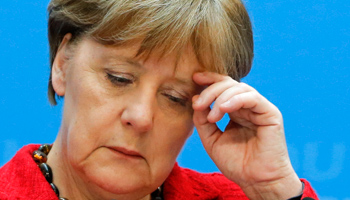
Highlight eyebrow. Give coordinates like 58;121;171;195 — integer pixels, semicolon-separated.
172;74;203;96
105;54;202;93
175;77;195;88
125;58;142;68
105;55;142;68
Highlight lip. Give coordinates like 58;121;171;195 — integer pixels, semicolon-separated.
106;146;143;159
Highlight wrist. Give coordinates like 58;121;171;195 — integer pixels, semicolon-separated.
287;182;304;200
242;172;303;200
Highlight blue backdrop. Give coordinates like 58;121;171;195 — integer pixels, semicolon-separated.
1;1;349;199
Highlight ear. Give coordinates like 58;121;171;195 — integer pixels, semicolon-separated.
51;33;73;96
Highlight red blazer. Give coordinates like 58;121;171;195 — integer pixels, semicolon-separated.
0;145;318;200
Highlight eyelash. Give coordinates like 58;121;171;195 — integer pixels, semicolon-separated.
106;72;188;106
106;73;133;86
162;93;188;106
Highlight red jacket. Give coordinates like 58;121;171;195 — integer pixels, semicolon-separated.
0;145;318;200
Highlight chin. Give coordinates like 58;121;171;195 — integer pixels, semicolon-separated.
76;156;154;198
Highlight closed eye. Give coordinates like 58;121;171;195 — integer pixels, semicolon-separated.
106;73;133;86
162;93;188;106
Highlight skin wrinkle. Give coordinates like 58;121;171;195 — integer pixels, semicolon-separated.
48;0;254;105
98;42;202;104
42;1;311;199
48;35;203;199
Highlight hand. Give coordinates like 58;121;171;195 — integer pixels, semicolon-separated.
192;72;302;200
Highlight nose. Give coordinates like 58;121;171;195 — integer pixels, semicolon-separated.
120;91;155;133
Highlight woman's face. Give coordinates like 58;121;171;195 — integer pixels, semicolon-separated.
53;36;203;198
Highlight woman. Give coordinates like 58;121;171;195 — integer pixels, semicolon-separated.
0;0;318;199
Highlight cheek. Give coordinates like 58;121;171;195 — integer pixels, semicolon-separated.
154;115;194;161
63;73;121;164
65;107;113;166
147;116;193;184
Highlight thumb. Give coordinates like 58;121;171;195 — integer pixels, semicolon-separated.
193;98;222;155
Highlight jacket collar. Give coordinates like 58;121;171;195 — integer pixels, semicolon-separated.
163;163;220;199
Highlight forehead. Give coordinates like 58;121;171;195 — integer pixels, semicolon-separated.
76;37;204;72
73;37;204;91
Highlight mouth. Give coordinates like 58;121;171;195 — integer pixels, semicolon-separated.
106;146;144;159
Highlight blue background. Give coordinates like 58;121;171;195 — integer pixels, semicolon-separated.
1;1;349;199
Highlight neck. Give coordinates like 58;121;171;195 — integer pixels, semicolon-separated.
47;140;92;199
47;135;152;200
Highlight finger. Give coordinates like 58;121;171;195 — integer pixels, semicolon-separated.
193;106;222;153
226;109;259;130
193;71;232;85
193;74;238;111
220;91;282;126
207;83;253;123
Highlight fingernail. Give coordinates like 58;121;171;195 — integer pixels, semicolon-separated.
195;97;203;105
208;109;218;119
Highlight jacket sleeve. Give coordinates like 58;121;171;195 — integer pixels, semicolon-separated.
300;179;319;200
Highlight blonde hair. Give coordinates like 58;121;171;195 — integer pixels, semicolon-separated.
48;0;254;105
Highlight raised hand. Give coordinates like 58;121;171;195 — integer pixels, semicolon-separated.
192;72;302;200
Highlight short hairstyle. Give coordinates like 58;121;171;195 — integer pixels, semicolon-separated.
47;0;254;105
